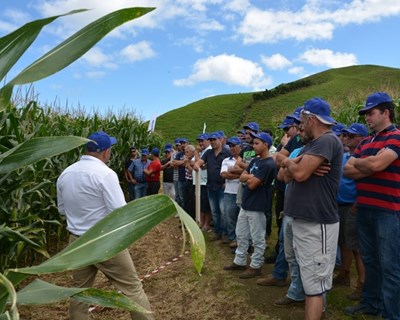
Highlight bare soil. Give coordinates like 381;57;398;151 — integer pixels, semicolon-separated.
19;217;353;319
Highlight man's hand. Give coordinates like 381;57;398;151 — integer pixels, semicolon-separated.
313;163;331;177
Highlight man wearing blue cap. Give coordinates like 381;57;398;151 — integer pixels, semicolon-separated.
344;92;400;319
128;149;151;199
161;144;175;199
57;131;153;320
280;98;343;319
171;139;187;208
334;123;368;300
144;148;161;195
224;132;275;279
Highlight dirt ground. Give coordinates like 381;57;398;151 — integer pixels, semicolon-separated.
18;217;353;320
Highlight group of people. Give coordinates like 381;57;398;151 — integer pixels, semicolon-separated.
56;90;399;320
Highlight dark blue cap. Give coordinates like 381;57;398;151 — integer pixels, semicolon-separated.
208;131;222;139
141;148;149;156
359;92;393;115
151;148;160;156
250;132;272;146
243;122;259;132
174;138;181;145
227;136;241;145
196;133;209;140
302;98;336;125
278;117;295;129
179;138;188;143
342;123;369;137
287;106;303;122
332;123;346;136
86;131;117;152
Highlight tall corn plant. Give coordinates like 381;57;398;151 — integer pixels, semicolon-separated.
0;7;206;320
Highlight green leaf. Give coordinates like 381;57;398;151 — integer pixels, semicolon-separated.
0;273;18;320
9;195;205;275
0;224;41;248
16;279;150;314
0;9;87;83
8;7;155;86
0;136;89;174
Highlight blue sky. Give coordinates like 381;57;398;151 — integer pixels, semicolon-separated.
1;0;400;121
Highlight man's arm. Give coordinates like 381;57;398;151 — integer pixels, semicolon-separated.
281;153;326;182
239;171;263;190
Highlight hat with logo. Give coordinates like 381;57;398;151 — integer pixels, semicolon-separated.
86;131;117;152
243;122;259;132
302;98;336;125
358;92;393;115
196;133;209;141
208;131;222;140
250;132;273;146
278;117;296;129
141;148;149;156
332;123;346;136
287;106;304;122
341;123;369;137
227;136;241;145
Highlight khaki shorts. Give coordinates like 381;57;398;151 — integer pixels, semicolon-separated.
292;219;339;296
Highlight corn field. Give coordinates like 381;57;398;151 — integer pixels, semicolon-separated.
0;93;163;272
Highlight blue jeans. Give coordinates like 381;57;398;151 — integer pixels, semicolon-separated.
175;180;185;208
223;193;240;241
127;183;136;201
283;216;305;301
134;182;147;199
234;208;266;269
207;188;225;236
272;222;289;280
357;207;400;319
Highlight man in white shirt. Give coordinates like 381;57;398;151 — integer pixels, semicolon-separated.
57;131;153;320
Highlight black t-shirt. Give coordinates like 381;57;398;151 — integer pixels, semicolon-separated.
161;157;174;183
201;148;231;191
284;134;303;154
242;157;276;211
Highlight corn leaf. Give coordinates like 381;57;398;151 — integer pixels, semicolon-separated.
0;274;18;320
0;136;89;174
8;7;155;86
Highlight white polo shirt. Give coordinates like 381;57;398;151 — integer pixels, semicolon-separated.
57;155;126;236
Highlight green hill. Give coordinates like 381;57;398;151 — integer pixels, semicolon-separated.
155;65;400;143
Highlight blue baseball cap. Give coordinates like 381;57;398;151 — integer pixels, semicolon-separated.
332;123;346;136
174;138;181;145
151;148;160;156
237;129;245;135
359;92;393;115
86;131;117;152
302;98;336;125
278;117;295;129
287;106;303;122
141;148;149;156
250;132;272;146
196;133;209;140
227;136;241;145
217;130;226;138
179;138;188;143
243;122;259;132
208;131;222;139
342;123;369;137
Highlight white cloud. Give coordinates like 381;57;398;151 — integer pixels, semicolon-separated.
261;54;292;70
173;54;272;88
86;71;107;79
237;1;400;44
198;20;224;31
120;41;156;62
224;0;250;13
299;49;358;68
82;47;118;70
288;66;304;75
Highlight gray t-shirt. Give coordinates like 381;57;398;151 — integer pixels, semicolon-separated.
284;132;343;224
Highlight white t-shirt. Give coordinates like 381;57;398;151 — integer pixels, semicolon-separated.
220;156;240;194
57;155;126;236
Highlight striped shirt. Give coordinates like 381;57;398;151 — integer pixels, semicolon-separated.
354;124;400;211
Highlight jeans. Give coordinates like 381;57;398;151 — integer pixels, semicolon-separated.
283;216;305;301
175;180;185;208
127;183;136;201
163;182;175;199
272;222;289;280
134;182;147;199
357;207;400;319
234;208;266;269
223;193;240;241
207;188;225;236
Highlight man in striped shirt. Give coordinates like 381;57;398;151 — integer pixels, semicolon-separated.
344;92;400;319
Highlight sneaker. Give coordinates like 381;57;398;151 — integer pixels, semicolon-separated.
333;272;350;286
239;267;262;279
229;240;238;248
274;296;304;307
223;263;247;271
343;304;380;316
257;274;287;287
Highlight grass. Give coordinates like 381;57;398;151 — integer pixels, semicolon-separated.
155;64;400;144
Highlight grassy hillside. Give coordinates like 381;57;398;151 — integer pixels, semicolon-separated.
155;65;400;143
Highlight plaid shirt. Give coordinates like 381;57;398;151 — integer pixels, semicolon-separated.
128;158;150;183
